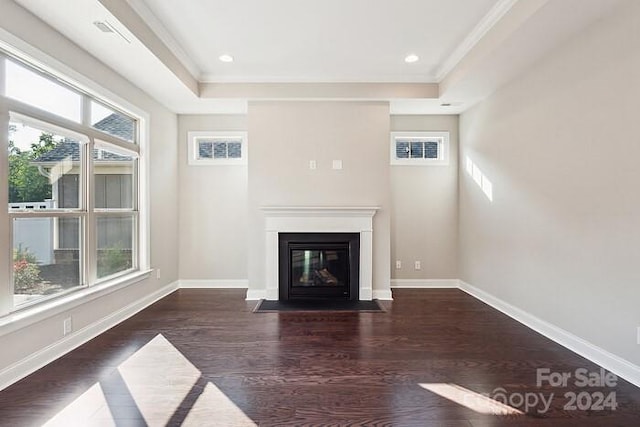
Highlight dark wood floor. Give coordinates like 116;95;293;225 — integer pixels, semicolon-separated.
0;289;639;426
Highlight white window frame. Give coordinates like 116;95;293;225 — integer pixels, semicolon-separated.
0;47;149;314
188;131;248;166
390;131;450;166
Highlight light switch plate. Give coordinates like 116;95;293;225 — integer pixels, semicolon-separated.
332;160;343;170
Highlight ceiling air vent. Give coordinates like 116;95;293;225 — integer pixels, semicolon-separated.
93;21;131;44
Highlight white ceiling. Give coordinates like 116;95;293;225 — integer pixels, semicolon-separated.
12;0;626;114
134;0;499;83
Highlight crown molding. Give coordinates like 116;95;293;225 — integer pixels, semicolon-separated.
126;0;202;80
435;0;519;82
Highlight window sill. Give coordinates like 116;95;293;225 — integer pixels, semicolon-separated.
390;160;450;166
0;269;152;338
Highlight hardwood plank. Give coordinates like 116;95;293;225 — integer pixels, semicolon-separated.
0;289;638;426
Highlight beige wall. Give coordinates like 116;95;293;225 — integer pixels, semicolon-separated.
459;0;640;365
390;115;458;280
0;2;179;370
178;115;248;280
178;110;459;288
247;101;391;296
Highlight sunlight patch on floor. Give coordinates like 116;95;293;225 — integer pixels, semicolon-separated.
116;334;201;424
43;383;109;426
182;382;256;426
419;383;523;415
43;334;256;426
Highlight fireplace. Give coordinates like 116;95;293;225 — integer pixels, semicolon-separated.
279;233;359;300
260;206;379;301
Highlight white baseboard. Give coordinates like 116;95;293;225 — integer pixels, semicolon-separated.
0;281;179;391
360;289;373;300
372;290;393;300
246;290;266;300
391;279;458;288
179;279;249;289
459;280;640;389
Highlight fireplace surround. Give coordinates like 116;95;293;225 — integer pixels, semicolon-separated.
261;206;379;301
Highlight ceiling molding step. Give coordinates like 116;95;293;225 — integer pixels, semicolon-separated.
199;82;439;100
125;0;202;80
439;0;622;107
97;0;199;96
439;0;550;97
199;74;440;84
435;0;520;82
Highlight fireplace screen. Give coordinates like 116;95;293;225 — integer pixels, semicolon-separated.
291;248;349;288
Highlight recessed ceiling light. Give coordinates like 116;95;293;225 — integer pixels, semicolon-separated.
405;54;419;63
219;54;234;63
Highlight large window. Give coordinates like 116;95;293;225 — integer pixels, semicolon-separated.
1;53;144;310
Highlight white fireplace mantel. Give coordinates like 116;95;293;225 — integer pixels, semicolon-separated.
261;206;380;300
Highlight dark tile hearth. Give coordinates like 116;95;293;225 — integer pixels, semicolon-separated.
253;298;385;312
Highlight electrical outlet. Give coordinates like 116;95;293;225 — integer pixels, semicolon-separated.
395;260;402;269
414;261;421;270
332;159;343;170
156;268;161;279
63;317;72;336
309;160;317;170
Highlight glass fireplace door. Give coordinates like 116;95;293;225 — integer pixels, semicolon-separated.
288;243;351;298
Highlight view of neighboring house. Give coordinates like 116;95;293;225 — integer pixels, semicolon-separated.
11;113;135;296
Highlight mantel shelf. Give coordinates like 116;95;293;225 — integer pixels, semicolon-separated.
261;206;380;217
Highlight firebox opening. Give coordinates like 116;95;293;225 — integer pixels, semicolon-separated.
279;233;360;301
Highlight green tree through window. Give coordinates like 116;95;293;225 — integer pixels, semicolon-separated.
8;130;55;203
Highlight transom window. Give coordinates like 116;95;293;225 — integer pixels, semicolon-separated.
1;50;144;310
188;131;247;165
390;131;450;165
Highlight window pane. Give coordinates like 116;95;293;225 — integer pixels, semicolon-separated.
424;141;439;159
13;216;82;306
410;141;424;158
396;140;410;158
198;141;213;159
97;215;134;279
91;101;136;143
8;122;81;209
213;142;227;158
94;146;136;209
6;60;82;122
227;142;242;158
